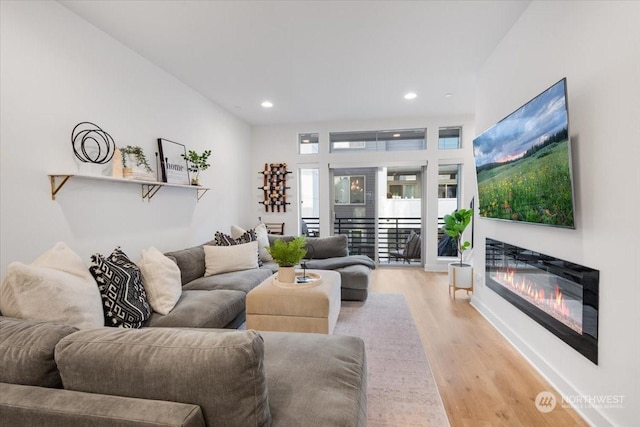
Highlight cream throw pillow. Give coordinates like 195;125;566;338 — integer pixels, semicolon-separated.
231;224;272;262
137;247;182;315
204;241;259;276
0;242;104;329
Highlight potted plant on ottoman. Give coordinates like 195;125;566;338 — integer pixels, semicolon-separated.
267;236;307;283
443;208;473;298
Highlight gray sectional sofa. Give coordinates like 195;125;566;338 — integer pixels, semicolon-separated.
0;234;375;425
0;315;367;426
149;234;375;330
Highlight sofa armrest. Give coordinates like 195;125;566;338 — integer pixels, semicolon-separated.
0;383;205;427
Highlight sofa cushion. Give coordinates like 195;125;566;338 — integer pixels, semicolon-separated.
183;268;272;294
261;331;367;426
137;246;182;315
232;224;273;262
144;290;246;328
306;235;349;259
164;245;205;286
56;328;271;427
204;242;259;276
0;316;77;388
89;247;151;328
0;383;206;427
215;229;263;267
336;264;371;290
0;242;104;329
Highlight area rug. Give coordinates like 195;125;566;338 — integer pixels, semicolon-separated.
335;293;450;427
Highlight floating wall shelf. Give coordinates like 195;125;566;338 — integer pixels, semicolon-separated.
48;173;209;202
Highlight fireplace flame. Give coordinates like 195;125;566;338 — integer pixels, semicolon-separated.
496;268;581;333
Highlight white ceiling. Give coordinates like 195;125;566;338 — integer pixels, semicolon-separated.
59;1;530;126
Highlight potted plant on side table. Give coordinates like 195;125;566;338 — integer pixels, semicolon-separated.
266;236;307;283
182;149;211;186
443;208;473;298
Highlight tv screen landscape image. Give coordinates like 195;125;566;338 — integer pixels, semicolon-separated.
473;78;575;228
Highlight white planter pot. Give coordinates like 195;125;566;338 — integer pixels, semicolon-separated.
448;262;473;299
278;266;296;283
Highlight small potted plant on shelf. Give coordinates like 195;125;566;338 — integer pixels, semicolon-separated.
119;146;153;180
182;149;211;186
266;236;307;283
443;208;474;294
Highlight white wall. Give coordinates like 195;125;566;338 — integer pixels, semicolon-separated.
472;2;640;425
0;1;252;275
250;115;475;268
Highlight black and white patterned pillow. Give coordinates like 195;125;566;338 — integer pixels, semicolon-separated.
214;231;262;266
89;247;151;328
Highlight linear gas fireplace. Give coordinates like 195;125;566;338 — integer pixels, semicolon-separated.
485;238;599;364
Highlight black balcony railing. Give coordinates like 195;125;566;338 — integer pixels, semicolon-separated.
302;216;455;262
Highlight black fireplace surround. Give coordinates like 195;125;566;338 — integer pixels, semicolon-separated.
485;238;599;364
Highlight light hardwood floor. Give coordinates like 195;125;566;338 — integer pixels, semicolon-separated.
370;267;587;427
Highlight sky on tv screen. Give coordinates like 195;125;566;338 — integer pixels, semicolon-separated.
473;80;567;167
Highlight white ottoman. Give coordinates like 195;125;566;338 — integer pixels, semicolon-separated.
246;269;341;334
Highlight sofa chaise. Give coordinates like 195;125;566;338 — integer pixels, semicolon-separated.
265;234;375;301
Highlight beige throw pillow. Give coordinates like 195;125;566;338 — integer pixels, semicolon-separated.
137;247;182;315
0;242;104;329
204;241;259;276
231;224;272;262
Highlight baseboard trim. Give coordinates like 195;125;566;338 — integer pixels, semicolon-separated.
470;297;613;427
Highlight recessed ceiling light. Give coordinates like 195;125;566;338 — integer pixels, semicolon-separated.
302;139;310;143
261;101;273;108
444;93;453;98
404;92;417;100
393;133;400;138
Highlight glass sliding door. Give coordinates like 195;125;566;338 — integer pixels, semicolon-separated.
331;167;376;260
380;166;424;265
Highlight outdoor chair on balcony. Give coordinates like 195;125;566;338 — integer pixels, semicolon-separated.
301;219;318;237
390;230;421;264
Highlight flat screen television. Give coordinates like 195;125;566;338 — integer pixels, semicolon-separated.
473;78;575;228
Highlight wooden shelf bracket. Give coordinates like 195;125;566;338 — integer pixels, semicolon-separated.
50;175;72;200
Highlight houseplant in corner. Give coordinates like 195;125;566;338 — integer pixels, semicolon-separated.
182;149;211;186
267;236;307;283
443;208;474;296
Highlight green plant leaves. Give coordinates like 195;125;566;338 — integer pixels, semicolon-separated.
182;149;212;173
442;208;473;261
266;236;307;267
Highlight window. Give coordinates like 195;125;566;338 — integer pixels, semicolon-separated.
298;133;319;154
299;168;320;235
439;127;461;150
438;164;461;216
330;128;426;152
386;172;421;199
334;175;365;204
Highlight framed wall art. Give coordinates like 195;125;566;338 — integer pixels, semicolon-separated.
157;138;189;185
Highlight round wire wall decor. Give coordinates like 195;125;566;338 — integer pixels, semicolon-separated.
71;121;115;164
